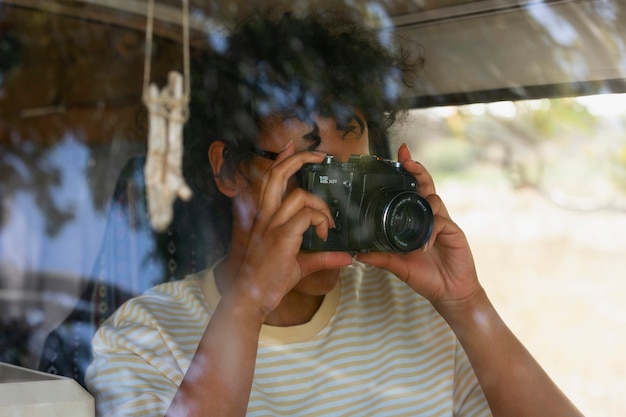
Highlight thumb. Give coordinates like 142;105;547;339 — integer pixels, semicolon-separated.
397;143;412;162
355;252;411;282
297;252;354;277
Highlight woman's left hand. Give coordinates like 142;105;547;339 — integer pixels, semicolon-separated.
355;144;482;305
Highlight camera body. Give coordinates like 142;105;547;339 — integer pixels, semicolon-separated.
298;154;433;253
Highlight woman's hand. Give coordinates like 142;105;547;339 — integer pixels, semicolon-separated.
232;140;353;319
356;144;482;306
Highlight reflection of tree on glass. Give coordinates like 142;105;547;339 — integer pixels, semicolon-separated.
0;6;192;371
85;11;583;417
401;97;626;212
0;7;184;235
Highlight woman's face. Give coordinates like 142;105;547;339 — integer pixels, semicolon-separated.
232;109;371;294
244;109;371;198
257;109;370;161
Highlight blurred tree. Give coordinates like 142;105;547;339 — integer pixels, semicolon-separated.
0;5;181;235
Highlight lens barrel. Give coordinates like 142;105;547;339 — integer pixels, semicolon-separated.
366;191;434;252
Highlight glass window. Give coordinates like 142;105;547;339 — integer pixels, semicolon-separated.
1;1;625;415
394;96;626;415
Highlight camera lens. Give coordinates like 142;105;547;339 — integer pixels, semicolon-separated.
366;191;433;252
390;205;419;239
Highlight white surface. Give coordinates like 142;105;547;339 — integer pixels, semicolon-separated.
0;362;94;417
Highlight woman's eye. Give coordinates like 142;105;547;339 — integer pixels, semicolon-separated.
303;123;321;150
339;118;358;132
337;116;364;139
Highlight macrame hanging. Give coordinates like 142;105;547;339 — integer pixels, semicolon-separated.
142;0;193;232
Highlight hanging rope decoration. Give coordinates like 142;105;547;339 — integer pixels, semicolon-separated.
142;0;193;232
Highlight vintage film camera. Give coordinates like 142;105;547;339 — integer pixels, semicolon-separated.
298;154;433;253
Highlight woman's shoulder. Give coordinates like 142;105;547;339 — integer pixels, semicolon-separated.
107;272;210;328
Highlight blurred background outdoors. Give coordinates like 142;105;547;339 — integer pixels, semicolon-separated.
394;96;626;416
2;2;626;416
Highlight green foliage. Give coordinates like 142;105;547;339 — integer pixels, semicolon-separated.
527;98;597;139
432;95;626;207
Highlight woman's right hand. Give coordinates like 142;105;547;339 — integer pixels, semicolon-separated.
230;140;353;320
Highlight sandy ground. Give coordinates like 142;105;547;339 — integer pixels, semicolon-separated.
439;181;626;417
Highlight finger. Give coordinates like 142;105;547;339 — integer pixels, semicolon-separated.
258;140;296;207
420;193;459;251
424;212;467;252
257;148;326;222
276;204;336;242
397;142;412;163
297;251;354;277
354;251;406;278
245;205;335;271
397;143;436;196
426;194;450;219
269;188;335;230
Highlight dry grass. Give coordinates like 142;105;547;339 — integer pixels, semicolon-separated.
441;181;626;417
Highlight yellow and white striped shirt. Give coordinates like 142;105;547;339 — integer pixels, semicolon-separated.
86;262;491;417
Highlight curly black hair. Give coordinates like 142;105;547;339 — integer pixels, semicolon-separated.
183;10;423;253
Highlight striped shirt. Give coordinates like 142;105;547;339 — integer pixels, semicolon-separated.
86;262;491;417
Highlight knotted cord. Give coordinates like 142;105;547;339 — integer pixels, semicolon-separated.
142;0;193;232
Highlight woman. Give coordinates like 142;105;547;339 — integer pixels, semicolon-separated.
86;10;583;417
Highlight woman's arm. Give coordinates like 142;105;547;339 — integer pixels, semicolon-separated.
165;288;265;417
434;289;584;417
167;143;353;417
357;143;584;417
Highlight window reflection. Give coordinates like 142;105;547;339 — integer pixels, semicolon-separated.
393;94;626;416
0;5;171;369
1;1;625;415
396;94;626;212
